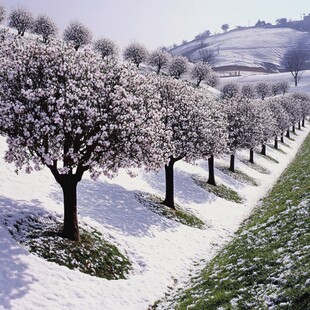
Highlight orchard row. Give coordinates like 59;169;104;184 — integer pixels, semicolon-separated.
0;34;309;241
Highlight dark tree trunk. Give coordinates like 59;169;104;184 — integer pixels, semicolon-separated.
294;75;298;87
298;121;301;130
229;154;235;172
261;144;266;156
302;118;305;127
249;148;254;164
162;156;182;209
280;133;284;143
61;179;80;241
48;164;86;242
286;129;290;138
207;155;216;186
292;124;296;133
196;78;202;87
274;136;278;149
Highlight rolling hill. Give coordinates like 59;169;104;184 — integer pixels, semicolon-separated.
170;27;310;73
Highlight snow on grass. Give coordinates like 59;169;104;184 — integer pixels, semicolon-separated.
157;128;310;309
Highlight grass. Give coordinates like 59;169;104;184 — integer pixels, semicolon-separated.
137;194;206;229
217;166;258;186
192;176;243;204
7;216;132;280
155;132;310;310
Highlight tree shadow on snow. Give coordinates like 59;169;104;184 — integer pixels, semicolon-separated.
142;168;217;204
50;180;179;237
0;196;43;309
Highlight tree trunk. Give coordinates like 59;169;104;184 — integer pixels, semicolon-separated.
298;121;301;130
274;136;278;149
61;178;80;241
286;129;290;138
249;148;254;163
48;164;86;242
294;75;298;86
292;124;296;133
162;156;181;209
261;144;266;156
207;155;216;186
229;154;235;172
302;118;305;127
280;133;284;143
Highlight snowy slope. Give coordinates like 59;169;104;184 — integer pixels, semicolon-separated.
0;104;309;308
171;27;310;72
219;69;310;94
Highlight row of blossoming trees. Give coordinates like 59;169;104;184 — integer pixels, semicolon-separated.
0;34;309;241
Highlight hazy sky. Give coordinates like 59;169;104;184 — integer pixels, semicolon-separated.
2;0;310;50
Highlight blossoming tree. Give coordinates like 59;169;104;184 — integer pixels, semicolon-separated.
0;37;164;241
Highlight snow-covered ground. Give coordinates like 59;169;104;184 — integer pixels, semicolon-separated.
0;109;309;308
171;27;310;71
219;69;310;94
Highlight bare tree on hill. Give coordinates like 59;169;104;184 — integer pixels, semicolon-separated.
199;44;218;66
281;45;306;86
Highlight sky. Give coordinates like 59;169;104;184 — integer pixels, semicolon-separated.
1;0;310;50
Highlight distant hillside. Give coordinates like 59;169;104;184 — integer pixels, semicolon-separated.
170;27;310;73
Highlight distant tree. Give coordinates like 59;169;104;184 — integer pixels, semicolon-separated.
0;3;5;23
221;82;239;99
255;20;266;27
267;97;291;147
8;7;33;36
123;42;148;68
195;30;211;40
281;45;306;86
241;84;256;99
199;44;218;66
168;56;188;79
271;82;281;96
256;81;270;100
94;37;119;61
292;93;310;127
224;96;251;171
63;21;92;50
148;49;170;74
256;100;277;156
32;15;57;43
280;95;302;136
277;80;289;95
206;73;219;88
276;18;287;25
221;23;229;32
191;61;212;87
182;39;188;45
242;101;266;163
